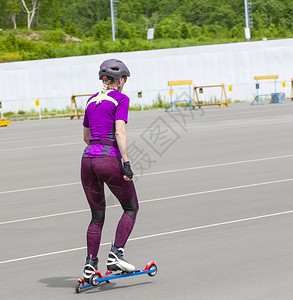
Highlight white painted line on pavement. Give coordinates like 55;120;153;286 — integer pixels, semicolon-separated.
0;142;82;152
141;153;293;176
128;209;293;242
185;119;293;135
1;177;293;226
1;153;293;196
1;134;81;145
0;182;80;195
0;246;91;265
0;208;90;225
140;177;293;204
1;209;293;265
1;119;293;152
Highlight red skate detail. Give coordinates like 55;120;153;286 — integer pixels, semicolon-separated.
143;261;156;271
77;277;85;285
92;270;104;278
105;270;112;276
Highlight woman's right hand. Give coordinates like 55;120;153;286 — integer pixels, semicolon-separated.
123;161;133;181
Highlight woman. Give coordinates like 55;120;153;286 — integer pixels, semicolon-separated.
81;59;138;280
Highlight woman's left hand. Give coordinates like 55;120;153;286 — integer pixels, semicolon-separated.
123;161;133;181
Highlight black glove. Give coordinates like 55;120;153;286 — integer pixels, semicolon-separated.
123;161;133;179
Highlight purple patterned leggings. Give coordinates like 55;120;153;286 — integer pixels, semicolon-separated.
81;156;139;258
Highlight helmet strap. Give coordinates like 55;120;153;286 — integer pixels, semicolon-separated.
114;77;126;93
114;79;121;92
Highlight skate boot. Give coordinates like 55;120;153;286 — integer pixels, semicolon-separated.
83;256;98;282
107;245;135;273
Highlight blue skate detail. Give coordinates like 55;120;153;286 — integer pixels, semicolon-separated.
93;268;155;284
75;262;157;293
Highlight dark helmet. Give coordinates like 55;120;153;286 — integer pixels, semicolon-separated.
99;59;130;80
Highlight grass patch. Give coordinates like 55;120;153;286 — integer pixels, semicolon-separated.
2;28;293;63
3;98;246;122
3;106;73;120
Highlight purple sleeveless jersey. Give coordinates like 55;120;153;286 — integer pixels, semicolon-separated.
82;89;130;158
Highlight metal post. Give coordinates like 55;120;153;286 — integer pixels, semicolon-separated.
110;0;115;42
244;0;249;28
244;0;251;41
291;79;293;101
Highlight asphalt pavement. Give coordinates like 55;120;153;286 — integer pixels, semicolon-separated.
1;102;293;299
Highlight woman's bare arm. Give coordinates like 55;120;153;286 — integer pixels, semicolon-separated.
115;120;128;162
115;120;133;181
83;127;91;145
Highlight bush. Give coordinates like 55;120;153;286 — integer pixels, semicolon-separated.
117;19;132;39
17;38;34;52
2;18;293;64
190;25;202;38
152;93;168;108
4;33;18;51
64;22;82;38
155;16;181;39
3;111;15;117
228;26;243;39
180;23;190;39
0;53;22;62
92;19;111;40
42;29;66;44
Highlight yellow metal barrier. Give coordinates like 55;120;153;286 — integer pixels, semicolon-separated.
252;74;282;105
0;101;10;127
0;119;10;127
168;80;193;86
165;80;194;112
254;75;279;80
193;84;229;108
70;94;94;120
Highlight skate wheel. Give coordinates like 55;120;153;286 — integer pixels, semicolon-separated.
106;280;111;284
75;281;83;293
148;264;157;277
90;272;101;286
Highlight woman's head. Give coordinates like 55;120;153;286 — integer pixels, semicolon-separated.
99;59;130;80
99;59;130;93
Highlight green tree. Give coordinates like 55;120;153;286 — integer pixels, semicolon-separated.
155;15;181;39
6;0;21;29
65;0;110;32
20;0;39;30
64;22;81;37
180;23;190;39
157;0;180;19
118;0;143;23
117;19;131;39
92;19;111;40
37;0;62;29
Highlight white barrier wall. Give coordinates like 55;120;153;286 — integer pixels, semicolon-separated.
0;38;293;112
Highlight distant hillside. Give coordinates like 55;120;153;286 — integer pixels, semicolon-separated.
1;0;293;62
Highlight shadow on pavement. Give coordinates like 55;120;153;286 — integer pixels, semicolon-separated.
85;281;153;294
39;277;77;289
39;276;154;293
